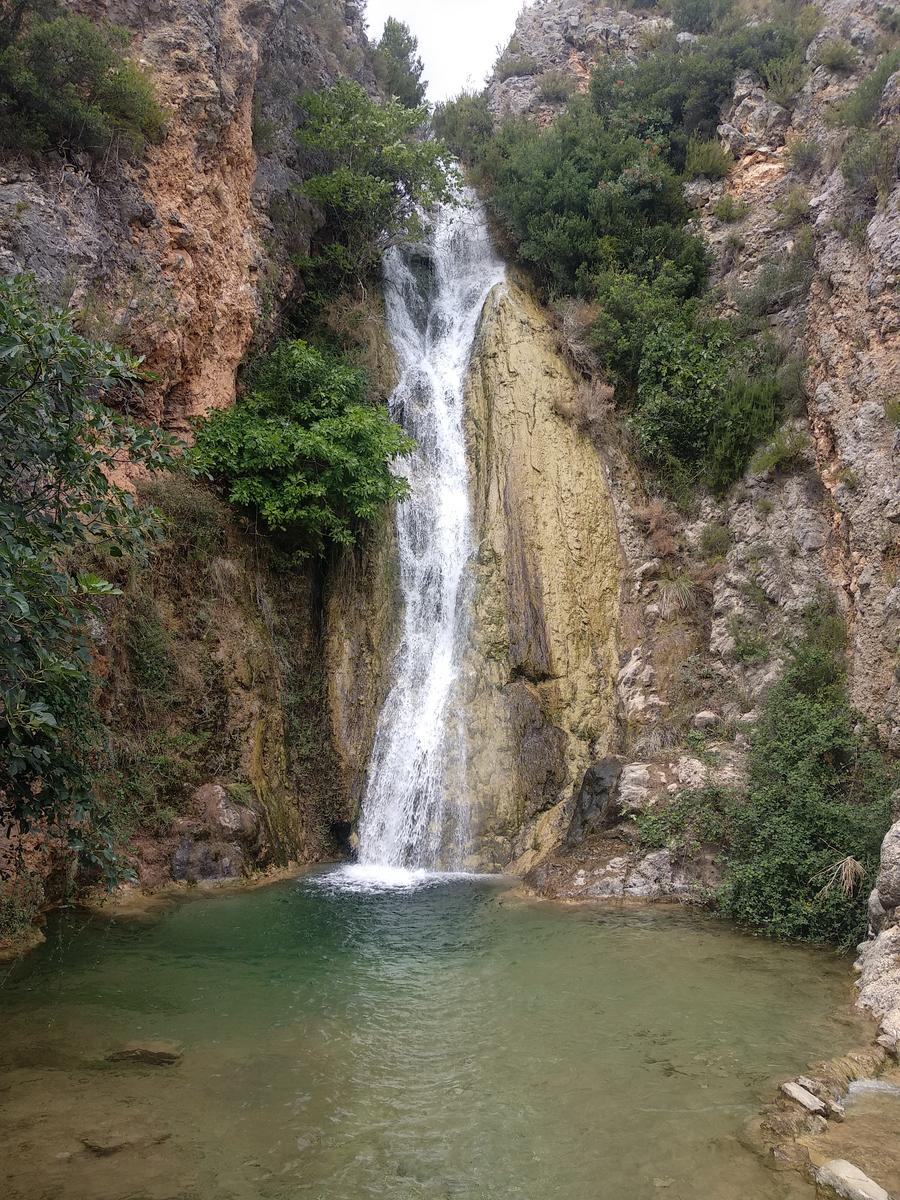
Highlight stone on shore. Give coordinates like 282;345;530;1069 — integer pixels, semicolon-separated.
781;1080;827;1114
814;1159;891;1200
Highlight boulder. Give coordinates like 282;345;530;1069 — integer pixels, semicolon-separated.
565;758;624;845
875;819;900;911
814;1160;891;1200
194;783;259;843
618;763;651;812
692;710;721;730
171;837;244;883
780;1080;826;1114
107;1040;183;1066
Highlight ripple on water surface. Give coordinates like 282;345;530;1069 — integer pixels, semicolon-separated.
0;872;868;1200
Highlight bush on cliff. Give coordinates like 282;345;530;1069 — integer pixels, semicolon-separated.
191;339;413;554
295;80;455;291
641;597;896;945
0;0;165;156
0;275;178;868
720;598;895;945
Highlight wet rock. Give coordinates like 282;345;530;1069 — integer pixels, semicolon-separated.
107;1040;183;1066
565;758;624;846
814;1159;891;1200
195;783;259;844
171;836;245;882
780;1080;827;1114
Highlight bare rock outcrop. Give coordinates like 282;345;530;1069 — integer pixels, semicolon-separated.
461;283;623;870
0;0;373;428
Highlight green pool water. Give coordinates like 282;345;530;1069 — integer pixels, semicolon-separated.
0;870;867;1200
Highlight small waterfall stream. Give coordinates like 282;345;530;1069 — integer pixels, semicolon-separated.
356;195;504;872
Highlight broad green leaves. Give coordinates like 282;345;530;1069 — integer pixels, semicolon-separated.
0;275;177;867
192;340;413;554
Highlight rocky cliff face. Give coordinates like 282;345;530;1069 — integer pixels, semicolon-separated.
488;0;899;899
0;1;380;932
0;0;373;428
462;284;622;870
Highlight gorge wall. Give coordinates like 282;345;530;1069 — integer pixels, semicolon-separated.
478;0;900;908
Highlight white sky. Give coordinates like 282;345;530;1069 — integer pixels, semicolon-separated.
365;0;528;102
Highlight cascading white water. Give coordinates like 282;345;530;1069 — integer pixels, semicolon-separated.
356;193;504;871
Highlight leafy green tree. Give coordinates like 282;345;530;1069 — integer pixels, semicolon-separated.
192;339;414;553
0;276;178;866
0;0;165;156
373;16;427;108
296;80;456;289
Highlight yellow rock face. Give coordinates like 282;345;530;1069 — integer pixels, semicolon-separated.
462;284;622;870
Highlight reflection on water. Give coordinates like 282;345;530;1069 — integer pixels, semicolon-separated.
0;873;867;1200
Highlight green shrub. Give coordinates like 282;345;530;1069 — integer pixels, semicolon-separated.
648;600;897;944
713;194;749;222
633;324;780;494
699;522;732;560
727;614;770;662
433;90;493;163
373;17;426;108
480;98;704;296
786;135;822;175
192;340;414;554
720;598;896;944
705;372;781;493
833;49;900;128
816;38;860;73
589;269;696;384
0;873;43;942
736;228;815;324
773;183;810;227
537;68;576;102
841;128;900;211
0;275;178;870
886;397;900;427
749;424;809;474
637;785;736;853
878;6;900;36
495;53;539;82
0;2;165;156
684;136;733;179
120;591;174;702
761;53;806;106
671;0;735;34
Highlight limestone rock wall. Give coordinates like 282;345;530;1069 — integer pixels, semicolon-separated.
0;0;373;429
461;284;622;870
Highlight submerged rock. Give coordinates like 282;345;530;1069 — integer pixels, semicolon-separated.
107;1040;183;1066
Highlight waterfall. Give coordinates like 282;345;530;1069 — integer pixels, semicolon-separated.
356;194;504;871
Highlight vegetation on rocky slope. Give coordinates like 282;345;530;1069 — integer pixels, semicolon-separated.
0;0;165;156
436;2;824;499
0;276;177;877
192;339;413;554
639;598;897;944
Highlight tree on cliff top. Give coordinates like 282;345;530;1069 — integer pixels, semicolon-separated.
296;79;456;290
373;16;427;109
